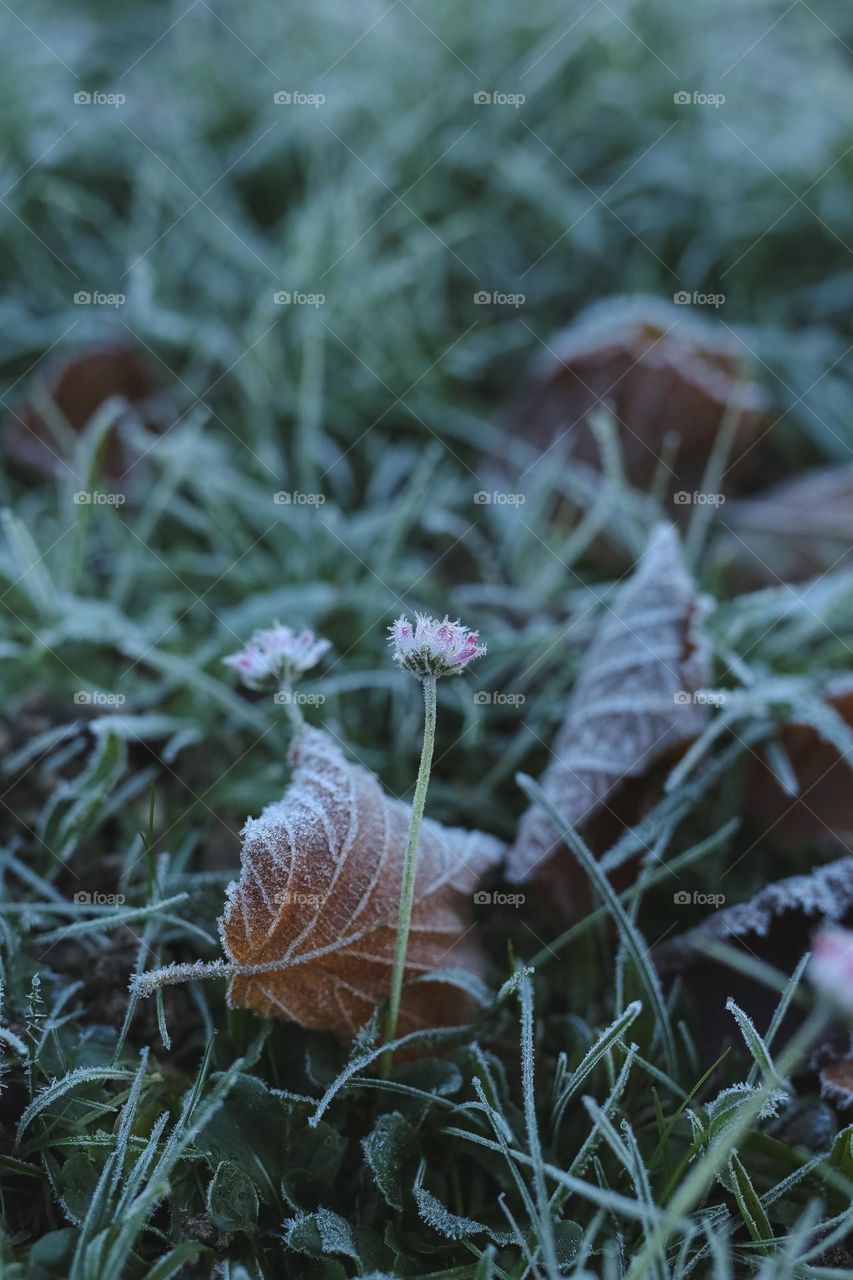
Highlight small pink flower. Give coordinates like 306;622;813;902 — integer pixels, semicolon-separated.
389;612;486;679
809;926;853;1016
223;643;270;686
224;624;330;690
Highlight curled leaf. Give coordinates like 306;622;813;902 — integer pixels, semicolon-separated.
220;728;504;1040
284;1209;361;1267
507;297;769;500
413;1160;514;1244
657;857;853;971
507;523;712;882
207;1160;258;1232
362;1111;417;1210
656;857;853;1061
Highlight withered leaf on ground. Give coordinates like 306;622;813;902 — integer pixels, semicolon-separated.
749;677;853;855
221;727;505;1040
657;857;853;970
722;463;853;587
507;522;712;883
4;342;164;480
821;1058;853;1111
506;297;770;502
655;857;853;1063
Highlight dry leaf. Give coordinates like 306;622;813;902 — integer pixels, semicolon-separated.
655;857;853;1061
507;523;712;883
820;1058;853;1111
722;463;853;586
507;297;770;501
220;727;505;1040
4;342;164;479
657;857;853;971
749;679;853;855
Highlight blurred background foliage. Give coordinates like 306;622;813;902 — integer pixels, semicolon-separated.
3;0;853;455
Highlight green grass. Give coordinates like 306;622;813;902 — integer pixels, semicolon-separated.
3;0;853;1275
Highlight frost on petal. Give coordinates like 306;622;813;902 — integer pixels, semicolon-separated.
507;523;712;882
389;612;486;680
220;727;504;1040
389;616;416;656
222;644;271;689
223;623;330;689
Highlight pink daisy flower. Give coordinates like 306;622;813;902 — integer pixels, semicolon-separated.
223;624;330;690
388;612;486;679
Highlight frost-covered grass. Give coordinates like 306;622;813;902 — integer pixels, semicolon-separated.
3;1;853;1276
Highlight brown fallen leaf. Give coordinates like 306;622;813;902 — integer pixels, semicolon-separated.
657;856;853;971
507;522;712;884
4;342;164;480
220;727;505;1040
749;678;853;856
655;857;853;1063
507;297;770;501
820;1057;853;1111
721;463;853;587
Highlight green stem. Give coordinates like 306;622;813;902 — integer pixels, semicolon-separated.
381;675;437;1076
278;681;305;733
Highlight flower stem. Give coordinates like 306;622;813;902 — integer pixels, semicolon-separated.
382;674;437;1076
278;681;305;732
